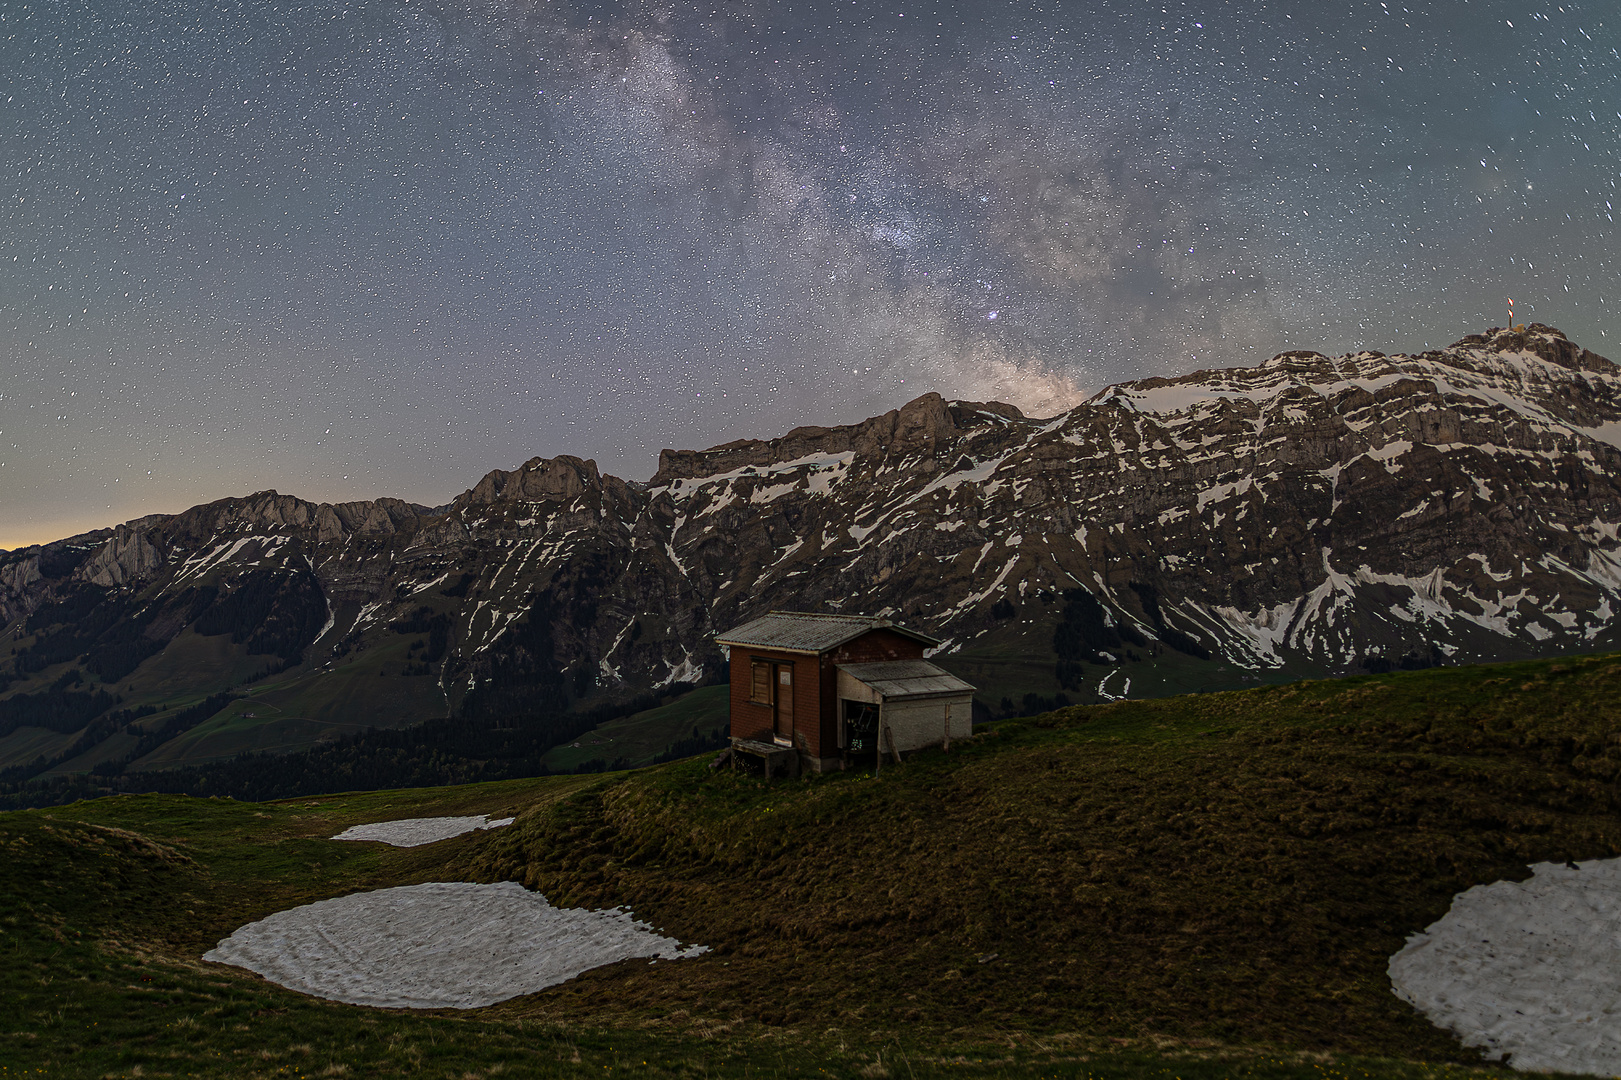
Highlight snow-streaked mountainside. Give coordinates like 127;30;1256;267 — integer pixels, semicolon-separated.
3;324;1620;775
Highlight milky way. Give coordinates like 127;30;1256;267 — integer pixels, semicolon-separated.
3;0;1617;548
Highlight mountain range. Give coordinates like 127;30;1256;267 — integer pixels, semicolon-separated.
3;323;1619;792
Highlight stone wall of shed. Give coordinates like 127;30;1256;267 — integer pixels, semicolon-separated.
882;696;974;754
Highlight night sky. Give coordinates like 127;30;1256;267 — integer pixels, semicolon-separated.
3;1;1617;549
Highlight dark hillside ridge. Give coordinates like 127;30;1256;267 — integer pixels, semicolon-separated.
2;324;1619;785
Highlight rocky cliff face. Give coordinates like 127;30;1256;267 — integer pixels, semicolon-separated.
650;325;1621;682
3;324;1619;769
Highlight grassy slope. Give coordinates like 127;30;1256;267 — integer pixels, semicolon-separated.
456;652;1621;1054
116;628;271;702
5;652;1621;1077
542;684;730;772
0;723;79;770
122;631;451;770
1;601;454;776
127;657;449;771
942;608;1305;712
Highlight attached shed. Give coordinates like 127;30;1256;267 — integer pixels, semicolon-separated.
837;660;975;762
715;610;976;774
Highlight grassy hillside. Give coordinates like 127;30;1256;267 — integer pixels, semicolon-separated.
5;652;1621;1077
940;603;1322;719
0;616;453;784
453;651;1621;1054
542;683;730;773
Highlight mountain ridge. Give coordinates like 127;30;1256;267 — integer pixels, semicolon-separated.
3;323;1619;784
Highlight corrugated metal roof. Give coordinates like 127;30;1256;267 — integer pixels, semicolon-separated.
714;610;940;653
837;659;976;700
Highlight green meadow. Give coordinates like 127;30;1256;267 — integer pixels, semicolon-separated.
541;684;730;773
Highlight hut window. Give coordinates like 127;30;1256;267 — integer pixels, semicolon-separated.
750;660;773;705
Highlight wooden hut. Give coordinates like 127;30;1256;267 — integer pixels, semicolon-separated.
715;611;975;775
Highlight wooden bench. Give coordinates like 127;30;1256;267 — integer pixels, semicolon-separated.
728;738;801;779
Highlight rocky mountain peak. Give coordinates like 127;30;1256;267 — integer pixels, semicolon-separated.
651;392;1027;486
75;525;166;587
167;490;317;542
314;498;424;543
1454;323;1616;374
460;455;605;509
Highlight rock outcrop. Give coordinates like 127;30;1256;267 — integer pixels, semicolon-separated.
78;525;166;587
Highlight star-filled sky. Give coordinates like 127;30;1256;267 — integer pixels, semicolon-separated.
3;0;1618;550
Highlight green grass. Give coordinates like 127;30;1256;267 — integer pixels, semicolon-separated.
7;652;1621;1077
37;730;143;778
129;708;372;769
253;640;450;727
0;723;80;771
120;636;449;771
115;628;272;703
543;685;730;772
458;652;1621;1058
2;602;457;778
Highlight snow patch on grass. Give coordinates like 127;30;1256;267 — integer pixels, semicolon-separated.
331;815;515;848
204;881;708;1009
1389;857;1621;1076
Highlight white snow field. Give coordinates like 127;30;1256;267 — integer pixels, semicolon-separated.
1388;857;1621;1075
330;814;515;847
203;881;709;1009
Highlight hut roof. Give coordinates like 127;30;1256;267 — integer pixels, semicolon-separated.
836;659;975;700
714;611;939;654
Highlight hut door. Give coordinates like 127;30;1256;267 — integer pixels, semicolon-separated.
774;666;794;741
844;701;878;754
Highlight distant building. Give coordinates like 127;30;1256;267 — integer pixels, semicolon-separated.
714;611;975;776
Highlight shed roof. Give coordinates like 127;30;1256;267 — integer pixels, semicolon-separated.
836;659;976;700
714;610;940;654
